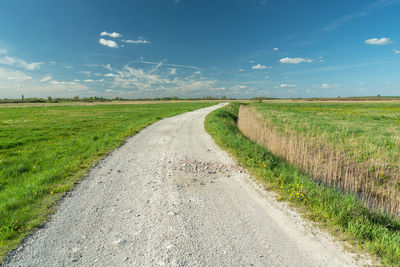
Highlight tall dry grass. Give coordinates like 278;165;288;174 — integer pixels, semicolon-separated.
238;105;400;216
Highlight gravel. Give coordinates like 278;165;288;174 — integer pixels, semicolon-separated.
3;103;370;266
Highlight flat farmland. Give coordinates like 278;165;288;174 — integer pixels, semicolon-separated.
0;101;215;258
241;101;400;216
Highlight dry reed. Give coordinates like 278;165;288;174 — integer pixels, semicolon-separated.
238;105;400;216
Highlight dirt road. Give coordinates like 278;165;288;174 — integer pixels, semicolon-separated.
4;104;367;266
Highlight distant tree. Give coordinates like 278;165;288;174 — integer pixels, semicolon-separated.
220;96;227;100
21;94;24;100
377;94;381;97
47;96;52;102
73;95;80;101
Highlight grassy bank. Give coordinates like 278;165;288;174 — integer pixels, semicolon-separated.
0;102;214;261
205;103;400;265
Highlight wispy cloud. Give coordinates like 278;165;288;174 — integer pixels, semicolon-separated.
286;59;397;75
99;38;119;48
105;63;216;95
321;83;339;89
105;73;118;77
126;59;204;70
0;66;32;81
251;64;268;69
323;0;400;31
0;66;90;98
280;83;296;87
280;57;313;64
394;49;400;54
364;37;393;45
272;47;279;51
100;31;122;38
40;75;52;83
123;39;150;44
0;55;43;70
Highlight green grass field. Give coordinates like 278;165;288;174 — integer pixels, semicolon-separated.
205;103;400;265
240;102;400;217
251;101;400;166
0;102;214;260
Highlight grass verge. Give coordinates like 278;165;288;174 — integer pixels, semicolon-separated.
205;103;400;265
0;102;215;262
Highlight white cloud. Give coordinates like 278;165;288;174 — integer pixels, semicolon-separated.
123;39;150;44
273;47;279;51
83;79;94;83
0;67;31;82
249;60;255;63
280;84;296;87
170;68;177;75
0;55;43;70
99;38;119;48
106;64;216;95
105;89;114;92
321;83;339;88
238;69;245;72
393;49;400;54
265;76;270;79
280;57;313;64
0;67;90;98
40;75;52;83
0;49;8;55
105;73;118;77
100;31;122;38
364;37;392;45
251;64;267;70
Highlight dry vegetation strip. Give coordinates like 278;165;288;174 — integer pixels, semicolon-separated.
238;103;400;216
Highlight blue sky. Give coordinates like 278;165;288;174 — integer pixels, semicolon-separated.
0;0;399;99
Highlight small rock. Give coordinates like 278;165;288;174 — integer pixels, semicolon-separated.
114;239;126;245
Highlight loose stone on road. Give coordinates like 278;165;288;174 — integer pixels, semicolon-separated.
4;103;368;266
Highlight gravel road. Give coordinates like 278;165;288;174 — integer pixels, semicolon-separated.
4;103;368;266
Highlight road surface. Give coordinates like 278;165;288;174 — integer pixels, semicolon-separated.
4;103;367;266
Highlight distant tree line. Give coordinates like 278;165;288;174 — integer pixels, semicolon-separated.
0;95;235;104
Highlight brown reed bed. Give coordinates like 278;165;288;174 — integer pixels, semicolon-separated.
238;104;400;216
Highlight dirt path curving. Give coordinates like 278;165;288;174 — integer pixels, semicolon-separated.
3;103;369;266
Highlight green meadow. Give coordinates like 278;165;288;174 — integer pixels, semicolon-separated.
0;101;214;260
246;102;400;216
251;101;400;166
